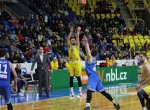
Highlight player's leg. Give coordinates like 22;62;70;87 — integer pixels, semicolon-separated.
75;63;82;97
69;66;75;99
146;97;150;110
97;81;120;110
142;86;150;110
141;85;150;110
137;88;148;110
84;89;93;110
4;85;13;110
84;80;96;110
76;76;82;97
100;91;120;110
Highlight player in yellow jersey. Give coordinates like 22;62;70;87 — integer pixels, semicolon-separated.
67;26;82;99
136;54;150;110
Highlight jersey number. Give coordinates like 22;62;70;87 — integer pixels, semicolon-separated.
0;64;7;74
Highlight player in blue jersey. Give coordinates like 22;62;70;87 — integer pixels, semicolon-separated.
0;48;17;110
82;36;120;110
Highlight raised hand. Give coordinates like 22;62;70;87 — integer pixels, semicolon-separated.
70;27;74;33
82;35;88;42
77;27;81;32
82;35;88;45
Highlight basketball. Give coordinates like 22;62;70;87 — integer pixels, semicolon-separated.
78;0;86;5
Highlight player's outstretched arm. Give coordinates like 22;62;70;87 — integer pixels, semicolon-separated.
137;64;150;88
9;62;17;91
67;27;73;47
82;36;92;63
76;27;81;47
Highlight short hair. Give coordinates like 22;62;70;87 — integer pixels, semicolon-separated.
0;48;6;58
38;46;43;49
70;37;76;40
91;50;97;57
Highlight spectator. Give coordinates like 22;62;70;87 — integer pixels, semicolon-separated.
58;58;65;69
109;55;117;66
8;52;15;63
10;31;17;41
15;63;27;96
51;57;59;70
44;43;50;53
105;57;111;67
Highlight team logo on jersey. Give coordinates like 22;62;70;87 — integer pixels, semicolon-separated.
21;67;27;75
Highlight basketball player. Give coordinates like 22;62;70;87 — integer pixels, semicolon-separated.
67;27;82;99
136;54;150;110
82;36;120;110
0;48;17;110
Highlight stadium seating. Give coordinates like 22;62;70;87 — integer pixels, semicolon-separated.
0;0;149;63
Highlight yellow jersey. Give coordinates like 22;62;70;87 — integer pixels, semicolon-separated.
51;61;59;69
109;59;117;66
68;45;80;62
141;62;150;85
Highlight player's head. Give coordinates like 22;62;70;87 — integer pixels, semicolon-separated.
53;57;57;62
38;46;44;54
106;57;109;62
91;50;97;57
139;54;146;64
0;48;6;58
70;36;76;45
16;63;21;69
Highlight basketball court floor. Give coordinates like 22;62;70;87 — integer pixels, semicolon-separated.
0;83;142;110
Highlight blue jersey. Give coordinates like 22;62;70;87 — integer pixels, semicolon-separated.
85;58;99;79
85;58;104;92
0;59;10;83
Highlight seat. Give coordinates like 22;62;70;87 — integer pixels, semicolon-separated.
144;35;149;40
129;38;134;43
72;6;76;12
111;13;115;18
130;43;135;48
138;35;144;39
81;10;85;17
106;14;111;18
24;73;38;94
101;14;105;19
123;39;128;43
64;0;68;4
96;14;100;19
134;35;138;39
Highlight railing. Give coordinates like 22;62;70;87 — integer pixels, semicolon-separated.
143;0;150;13
4;0;33;18
127;18;145;27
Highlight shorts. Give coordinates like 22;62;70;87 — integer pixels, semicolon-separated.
87;78;104;92
69;61;82;76
143;85;150;95
0;82;11;104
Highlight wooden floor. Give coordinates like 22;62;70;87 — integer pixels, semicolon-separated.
0;88;142;110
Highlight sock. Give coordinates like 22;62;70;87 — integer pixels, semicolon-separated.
86;89;92;103
70;87;74;94
86;103;90;107
142;107;146;110
7;103;13;110
79;87;82;93
112;99;116;104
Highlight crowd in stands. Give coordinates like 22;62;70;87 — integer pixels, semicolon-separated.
0;0;149;69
